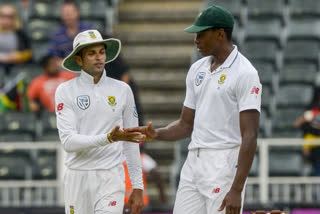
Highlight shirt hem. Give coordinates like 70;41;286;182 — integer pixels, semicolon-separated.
239;105;260;113
183;103;195;110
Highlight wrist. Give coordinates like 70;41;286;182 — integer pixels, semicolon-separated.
231;185;243;193
132;188;143;193
107;133;114;143
154;129;160;140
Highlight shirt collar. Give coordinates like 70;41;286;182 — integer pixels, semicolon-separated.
80;69;106;85
220;45;238;69
208;45;239;73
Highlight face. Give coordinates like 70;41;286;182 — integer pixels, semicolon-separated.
0;5;16;31
194;28;224;56
45;57;60;76
61;3;79;26
75;44;106;76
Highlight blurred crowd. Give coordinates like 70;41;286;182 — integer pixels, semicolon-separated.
0;0;166;208
0;0;144;117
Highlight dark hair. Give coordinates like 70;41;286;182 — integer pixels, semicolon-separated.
63;0;79;9
223;28;233;41
39;55;56;68
212;27;233;41
75;49;83;58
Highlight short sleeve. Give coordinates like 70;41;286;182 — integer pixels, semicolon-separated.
183;67;196;109
236;71;262;113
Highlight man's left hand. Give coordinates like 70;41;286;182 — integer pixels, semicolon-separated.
109;126;146;143
218;188;242;214
125;189;144;214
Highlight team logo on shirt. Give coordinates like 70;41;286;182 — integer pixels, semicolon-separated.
70;205;75;214
218;74;227;85
251;86;260;94
212;188;220;194
133;107;138;118
88;31;96;39
108;201;117;206
108;96;117;107
195;72;206;86
77;95;90;110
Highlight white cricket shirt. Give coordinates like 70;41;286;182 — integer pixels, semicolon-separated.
55;70;143;189
184;46;262;149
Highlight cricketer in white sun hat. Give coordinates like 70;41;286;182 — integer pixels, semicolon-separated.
62;29;121;72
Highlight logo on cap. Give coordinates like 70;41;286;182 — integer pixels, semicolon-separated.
88;31;96;39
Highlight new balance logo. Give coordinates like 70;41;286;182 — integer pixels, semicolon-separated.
108;201;117;206
251;86;260;94
212;188;220;193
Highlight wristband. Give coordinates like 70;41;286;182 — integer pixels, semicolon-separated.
107;133;114;143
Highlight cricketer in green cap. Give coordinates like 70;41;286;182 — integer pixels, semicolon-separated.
184;5;234;33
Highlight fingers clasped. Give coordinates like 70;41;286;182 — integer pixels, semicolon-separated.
109;126;146;143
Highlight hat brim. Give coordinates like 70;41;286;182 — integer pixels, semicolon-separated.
62;38;121;72
184;25;213;33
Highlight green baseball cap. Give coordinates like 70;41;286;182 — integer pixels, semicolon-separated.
184;5;234;33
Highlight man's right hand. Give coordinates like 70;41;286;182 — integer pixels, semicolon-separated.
124;122;157;142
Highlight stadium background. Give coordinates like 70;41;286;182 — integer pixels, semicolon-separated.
0;0;320;213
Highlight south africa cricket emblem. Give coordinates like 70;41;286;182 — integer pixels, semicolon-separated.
70;205;75;214
108;96;117;112
218;74;227;85
195;72;206;86
108;96;117;107
88;31;96;39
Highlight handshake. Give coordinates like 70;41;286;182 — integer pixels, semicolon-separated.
107;122;157;143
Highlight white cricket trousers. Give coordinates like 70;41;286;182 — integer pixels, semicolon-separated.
64;164;125;214
173;147;246;214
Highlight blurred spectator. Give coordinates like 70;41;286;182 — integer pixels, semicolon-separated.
0;4;32;75
48;0;93;61
123;143;167;208
27;55;76;113
17;0;30;25
106;55;145;126
294;88;320;176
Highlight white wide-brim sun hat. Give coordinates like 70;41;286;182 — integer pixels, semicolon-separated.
62;29;121;72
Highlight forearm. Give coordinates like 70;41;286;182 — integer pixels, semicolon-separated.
61;132;109;152
155;119;193;141
13;50;32;63
123;142;143;190
231;136;257;192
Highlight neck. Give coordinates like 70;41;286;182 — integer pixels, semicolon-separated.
66;21;78;35
93;73;102;84
212;43;234;65
83;69;103;84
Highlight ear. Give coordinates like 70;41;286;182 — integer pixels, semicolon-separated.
74;55;83;67
217;29;225;41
